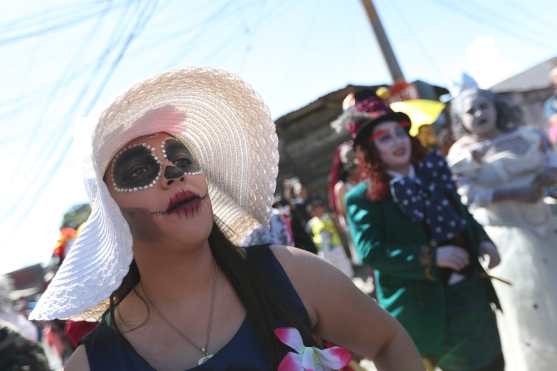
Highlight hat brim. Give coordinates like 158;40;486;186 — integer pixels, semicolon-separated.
30;68;278;321
353;111;410;148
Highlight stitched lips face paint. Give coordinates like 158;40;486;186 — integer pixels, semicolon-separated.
151;190;208;217
111;137;202;192
121;207;164;242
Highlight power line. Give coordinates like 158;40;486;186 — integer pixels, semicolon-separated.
1;1;130;199
381;0;447;85
2;1;157;222
3;2;156;227
435;0;554;50
464;0;552;42
4;0;240;226
13;1;117;169
85;0;159;114
138;0;237;52
197;2;276;64
11;1;152;206
237;0;253;75
160;0;244;70
5;1;134;200
0;3;126;46
199;0;298;83
4;0;286;225
506;0;556;31
0;1;110;31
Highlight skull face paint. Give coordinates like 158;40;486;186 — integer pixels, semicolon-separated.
111;137;201;193
106;131;214;247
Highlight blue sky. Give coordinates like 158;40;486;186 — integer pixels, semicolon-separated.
1;0;556;273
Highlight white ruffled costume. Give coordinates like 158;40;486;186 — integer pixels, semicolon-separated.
448;127;557;371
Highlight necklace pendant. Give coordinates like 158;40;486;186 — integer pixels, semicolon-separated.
197;352;214;365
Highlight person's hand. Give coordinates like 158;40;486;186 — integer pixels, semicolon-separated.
435;245;470;271
471;145;489;163
479;241;501;269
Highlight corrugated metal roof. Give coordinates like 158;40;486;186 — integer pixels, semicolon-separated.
491;56;557;93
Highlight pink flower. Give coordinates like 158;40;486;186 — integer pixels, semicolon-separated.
274;327;352;371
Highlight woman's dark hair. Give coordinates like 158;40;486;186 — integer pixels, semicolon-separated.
108;223;316;368
355;119;427;201
450;88;523;140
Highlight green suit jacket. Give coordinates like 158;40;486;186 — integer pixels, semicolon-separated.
345;181;498;357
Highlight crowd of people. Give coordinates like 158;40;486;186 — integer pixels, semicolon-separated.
2;66;557;371
332;72;557;370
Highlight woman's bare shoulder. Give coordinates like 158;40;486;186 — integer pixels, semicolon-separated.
268;246;332;323
269;246;354;291
268;246;355;324
269;245;324;276
64;344;90;371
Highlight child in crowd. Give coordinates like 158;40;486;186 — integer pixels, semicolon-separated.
308;199;354;277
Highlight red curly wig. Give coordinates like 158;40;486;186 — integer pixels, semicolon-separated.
357;133;427;201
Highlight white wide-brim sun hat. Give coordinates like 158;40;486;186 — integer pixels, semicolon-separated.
30;67;278;321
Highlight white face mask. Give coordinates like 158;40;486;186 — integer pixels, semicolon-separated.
460;93;497;136
372;121;412;171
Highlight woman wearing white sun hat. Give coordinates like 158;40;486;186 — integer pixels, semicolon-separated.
30;67;423;371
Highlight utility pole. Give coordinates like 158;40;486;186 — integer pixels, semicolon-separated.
360;0;405;82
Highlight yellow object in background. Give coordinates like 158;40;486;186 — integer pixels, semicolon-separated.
416;125;438;148
309;215;343;250
390;99;445;137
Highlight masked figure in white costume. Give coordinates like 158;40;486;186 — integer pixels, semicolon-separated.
448;88;557;371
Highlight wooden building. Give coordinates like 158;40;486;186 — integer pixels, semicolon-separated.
7;263;45;300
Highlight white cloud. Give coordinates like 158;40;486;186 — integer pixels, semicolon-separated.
463;36;519;88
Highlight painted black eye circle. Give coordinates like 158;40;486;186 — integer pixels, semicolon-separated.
112;145;161;190
164;138;201;173
174;157;192;170
129;165;150;179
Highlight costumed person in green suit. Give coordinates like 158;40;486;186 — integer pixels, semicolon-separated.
344;97;505;371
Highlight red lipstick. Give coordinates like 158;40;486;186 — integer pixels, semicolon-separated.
165;190;204;217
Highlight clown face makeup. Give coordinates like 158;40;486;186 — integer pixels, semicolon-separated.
460;92;497;137
112;137;201;192
371;124;408;143
371;121;411;172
